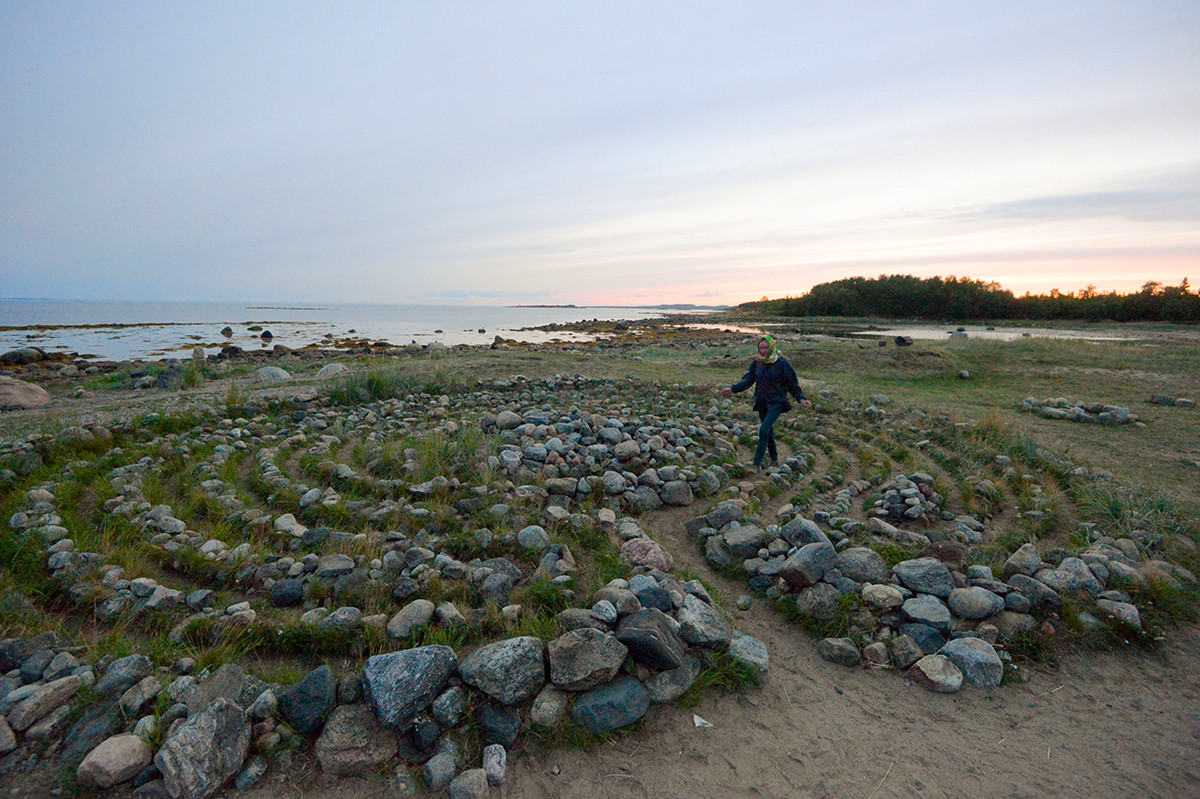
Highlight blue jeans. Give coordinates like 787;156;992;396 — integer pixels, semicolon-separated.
754;405;783;467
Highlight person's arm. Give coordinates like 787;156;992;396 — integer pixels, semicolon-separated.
782;360;811;407
730;362;756;394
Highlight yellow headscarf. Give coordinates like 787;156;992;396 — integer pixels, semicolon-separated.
756;334;780;364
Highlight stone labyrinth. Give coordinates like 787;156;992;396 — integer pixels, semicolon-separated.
1;371;1196;796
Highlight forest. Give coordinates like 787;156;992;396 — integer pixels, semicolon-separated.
739;275;1200;322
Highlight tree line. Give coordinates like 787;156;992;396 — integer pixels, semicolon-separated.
740;275;1199;323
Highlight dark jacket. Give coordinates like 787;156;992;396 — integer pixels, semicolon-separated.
731;357;805;412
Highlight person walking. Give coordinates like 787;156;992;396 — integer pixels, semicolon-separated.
721;334;811;471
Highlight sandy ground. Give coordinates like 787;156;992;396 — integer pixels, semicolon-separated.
235;500;1200;799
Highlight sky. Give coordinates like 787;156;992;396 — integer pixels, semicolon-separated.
2;1;1198;307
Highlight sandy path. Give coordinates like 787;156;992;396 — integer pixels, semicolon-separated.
507;466;1200;799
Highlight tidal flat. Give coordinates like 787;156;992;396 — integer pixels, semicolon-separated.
1;317;1198;798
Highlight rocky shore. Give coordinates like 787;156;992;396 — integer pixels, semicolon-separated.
2;327;1198;797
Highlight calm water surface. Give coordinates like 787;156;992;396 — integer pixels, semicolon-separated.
0;300;672;360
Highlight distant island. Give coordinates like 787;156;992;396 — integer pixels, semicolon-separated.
507;303;730;310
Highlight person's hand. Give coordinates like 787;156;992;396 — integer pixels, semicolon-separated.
800;399;812;409
720;388;732;398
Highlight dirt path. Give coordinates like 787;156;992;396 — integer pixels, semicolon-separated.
505;459;1200;799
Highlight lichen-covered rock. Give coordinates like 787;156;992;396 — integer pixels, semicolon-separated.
459;637;546;703
314;704;398;776
362;646;457;729
569;675;650;733
154;698;250;799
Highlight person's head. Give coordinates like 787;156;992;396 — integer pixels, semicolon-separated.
756;334;779;363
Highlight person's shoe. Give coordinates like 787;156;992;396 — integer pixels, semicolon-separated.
769;457;779;468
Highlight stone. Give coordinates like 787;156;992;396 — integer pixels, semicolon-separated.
530;685;569;728
902;595;952;631
270;578;304;607
459;637;547;704
76;734;152;789
58;697;123;767
893;557;955;597
779;541;838;589
0;717;14;755
861;583;905;609
0;375;52;410
278;665;336;736
781;516;829;546
517;524;551;551
900;623;947;654
1096;599;1142;628
253;366;290;382
314;704;398;776
362;646;457;729
660;480;694;505
1004;543;1043;577
0;347;45;365
794;582;844;620
615;608;687;671
548;628;628;691
388;599;436;639
836;547;891;583
423;752;457;790
483;743;506;786
1006;574;1063;612
644;654;702;704
448;768;489;799
120;676;163;717
728;631;769;677
474;702;522;748
431;686;468;728
185;663;245;715
570;675;650;733
948;587;1005;620
154;698;250;799
723;524;767;559
676;593;732;649
95;654;153;695
939;638;1003;687
619;537;674;572
234;756;267;791
315;363;350;379
7;674;81;731
890;635;924;669
817;637;860;667
907;655;963;693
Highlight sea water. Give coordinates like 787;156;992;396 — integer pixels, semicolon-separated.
0;300;671;360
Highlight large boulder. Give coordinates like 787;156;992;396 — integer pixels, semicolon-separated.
939;638;1003;687
459;637;546;704
615;609;687;671
0;347;46;366
619;537;674;571
906;655;963;693
76;734;152;789
676;593;732;649
362;646;457;729
0;376;52;410
278;665;336;735
154;698;250;799
548;628;628;691
314;704;398;776
778;541;838;589
94;654;153;695
948;587;1005;620
893;558;955;597
836;547;891;584
569;675;650;733
7;675;81;731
